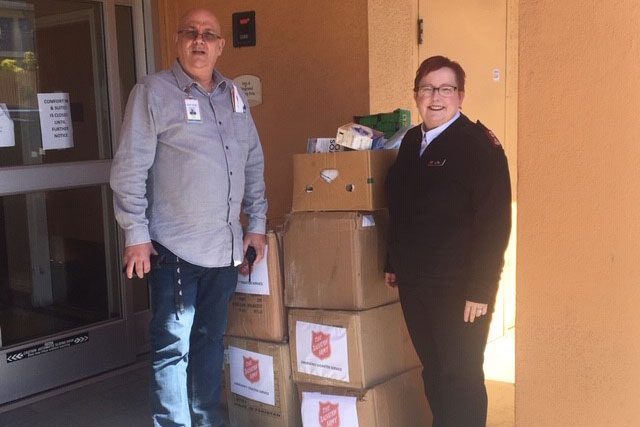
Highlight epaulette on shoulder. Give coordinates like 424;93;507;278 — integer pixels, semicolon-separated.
475;120;502;148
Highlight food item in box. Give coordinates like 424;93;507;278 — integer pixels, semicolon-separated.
354;108;412;138
335;122;384;150
307;137;344;153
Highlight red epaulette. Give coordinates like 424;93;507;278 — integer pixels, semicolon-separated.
476;120;501;147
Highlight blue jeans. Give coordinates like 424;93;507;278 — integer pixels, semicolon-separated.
148;242;237;427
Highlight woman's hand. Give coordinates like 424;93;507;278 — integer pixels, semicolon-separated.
464;300;488;323
384;272;398;289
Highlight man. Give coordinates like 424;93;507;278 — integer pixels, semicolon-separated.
110;8;267;427
385;56;511;426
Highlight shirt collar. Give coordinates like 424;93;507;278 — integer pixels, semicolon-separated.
421;110;461;145
171;60;229;94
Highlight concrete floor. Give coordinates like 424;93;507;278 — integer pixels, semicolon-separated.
0;332;515;426
485;328;516;427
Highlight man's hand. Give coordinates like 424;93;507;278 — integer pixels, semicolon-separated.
243;232;267;264
464;300;488;323
123;242;157;279
384;272;398;289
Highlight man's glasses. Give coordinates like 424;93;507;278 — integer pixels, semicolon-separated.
416;85;458;98
178;29;222;43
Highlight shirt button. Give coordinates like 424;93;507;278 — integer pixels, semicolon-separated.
225;146;229;149
218;121;222;125
230;171;233;175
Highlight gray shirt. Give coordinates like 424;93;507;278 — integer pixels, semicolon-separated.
110;61;267;267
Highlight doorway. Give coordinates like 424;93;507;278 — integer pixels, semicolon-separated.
0;0;151;405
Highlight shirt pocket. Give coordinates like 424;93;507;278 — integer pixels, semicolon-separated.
231;112;250;143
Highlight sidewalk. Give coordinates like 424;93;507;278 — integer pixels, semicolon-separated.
0;339;515;426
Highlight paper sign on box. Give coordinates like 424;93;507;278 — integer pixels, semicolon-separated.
295;321;350;382
301;392;359;427
236;245;270;295
229;346;276;406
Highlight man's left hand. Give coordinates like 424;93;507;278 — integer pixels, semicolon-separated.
243;232;267;264
464;300;488;323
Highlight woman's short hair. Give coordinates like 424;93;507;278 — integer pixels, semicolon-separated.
414;55;466;92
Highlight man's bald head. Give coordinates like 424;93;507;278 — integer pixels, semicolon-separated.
177;8;222;36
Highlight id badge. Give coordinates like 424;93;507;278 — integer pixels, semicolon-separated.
185;98;202;123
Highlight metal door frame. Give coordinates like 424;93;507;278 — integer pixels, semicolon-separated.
0;0;154;405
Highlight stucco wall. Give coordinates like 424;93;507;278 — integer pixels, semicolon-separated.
517;2;640;425
156;0;371;226
367;0;418;117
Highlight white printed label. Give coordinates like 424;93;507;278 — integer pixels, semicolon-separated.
0;103;15;148
301;392;359;427
236;244;270;295
229;346;275;406
233;75;262;107
296;321;349;382
37;93;74;150
184;98;201;122
361;215;375;227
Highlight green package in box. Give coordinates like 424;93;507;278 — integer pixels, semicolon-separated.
354;109;411;138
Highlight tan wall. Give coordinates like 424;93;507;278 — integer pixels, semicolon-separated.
367;0;418;117
156;0;373;226
517;2;640;426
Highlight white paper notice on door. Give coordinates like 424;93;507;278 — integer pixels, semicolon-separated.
228;346;276;406
296;321;349;382
301;392;359;427
37;92;74;150
0;103;15;148
236;244;270;295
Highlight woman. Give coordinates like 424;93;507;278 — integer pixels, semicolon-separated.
385;55;511;426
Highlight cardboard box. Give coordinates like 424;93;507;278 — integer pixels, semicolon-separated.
225;336;301;427
284;211;398;310
291;149;397;212
220;368;227;407
288;302;420;389
297;368;431;427
226;231;287;342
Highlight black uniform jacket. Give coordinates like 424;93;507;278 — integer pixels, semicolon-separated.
385;113;512;304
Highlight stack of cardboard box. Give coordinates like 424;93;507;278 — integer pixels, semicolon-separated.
285;149;431;426
224;231;302;427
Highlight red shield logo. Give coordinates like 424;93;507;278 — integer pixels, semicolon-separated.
312;331;331;360
243;356;260;384
319;401;340;427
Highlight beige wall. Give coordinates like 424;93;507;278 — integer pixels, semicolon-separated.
367;0;418;116
517;2;640;426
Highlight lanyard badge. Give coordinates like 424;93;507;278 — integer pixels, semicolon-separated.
185;98;202;123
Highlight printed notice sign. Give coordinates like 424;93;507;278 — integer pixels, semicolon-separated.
296;321;349;382
236;244;270;295
0;103;15;148
229;346;276;406
233;75;262;107
6;333;89;363
301;392;359;427
37;92;74;150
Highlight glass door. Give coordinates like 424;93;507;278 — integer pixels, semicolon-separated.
0;0;149;404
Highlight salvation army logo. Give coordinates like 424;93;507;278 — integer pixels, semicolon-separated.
319;401;340;427
243;356;260;384
312;331;331;360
